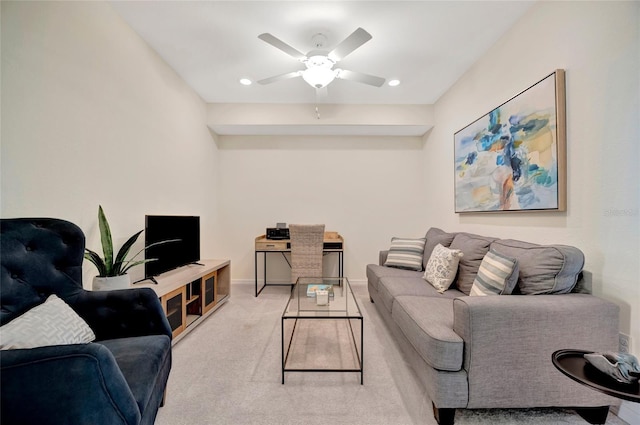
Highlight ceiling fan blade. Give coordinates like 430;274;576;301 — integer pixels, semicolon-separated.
257;71;302;85
329;28;372;61
337;69;385;87
258;33;306;61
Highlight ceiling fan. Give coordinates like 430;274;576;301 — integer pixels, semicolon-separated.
257;28;386;90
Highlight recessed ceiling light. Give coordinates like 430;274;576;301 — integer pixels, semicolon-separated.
388;79;400;87
239;78;252;86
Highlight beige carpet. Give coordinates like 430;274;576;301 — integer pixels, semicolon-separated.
155;282;628;425
284;319;361;372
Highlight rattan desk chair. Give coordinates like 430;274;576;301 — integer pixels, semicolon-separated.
289;224;325;283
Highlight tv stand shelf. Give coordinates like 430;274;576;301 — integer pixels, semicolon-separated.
135;259;230;345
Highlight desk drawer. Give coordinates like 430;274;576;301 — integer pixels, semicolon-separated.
256;240;289;251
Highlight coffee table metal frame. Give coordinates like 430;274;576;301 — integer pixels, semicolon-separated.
281;277;363;384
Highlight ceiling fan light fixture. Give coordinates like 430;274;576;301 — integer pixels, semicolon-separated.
305;54;335;68
257;28;385;90
302;66;338;89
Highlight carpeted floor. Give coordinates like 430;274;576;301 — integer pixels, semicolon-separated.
155;282;627;425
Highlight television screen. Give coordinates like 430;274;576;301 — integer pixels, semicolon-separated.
144;215;200;278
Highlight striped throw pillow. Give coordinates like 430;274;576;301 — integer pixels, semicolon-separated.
470;250;519;296
384;237;426;271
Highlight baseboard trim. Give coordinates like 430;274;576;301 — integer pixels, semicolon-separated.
232;279;261;286
231;278;367;286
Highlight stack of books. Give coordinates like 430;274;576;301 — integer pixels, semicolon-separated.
306;284;334;299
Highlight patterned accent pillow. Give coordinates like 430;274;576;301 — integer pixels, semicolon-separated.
422;243;464;293
470;250;519;296
0;294;95;350
384;237;427;271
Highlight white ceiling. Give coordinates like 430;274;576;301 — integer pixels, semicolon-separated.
110;1;535;106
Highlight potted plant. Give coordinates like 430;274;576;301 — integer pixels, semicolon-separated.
84;205;174;290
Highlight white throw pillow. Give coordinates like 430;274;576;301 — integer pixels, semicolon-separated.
0;294;96;350
423;243;464;293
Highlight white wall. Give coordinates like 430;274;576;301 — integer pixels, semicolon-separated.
2;1;637;363
1;1;219;285
216;134;427;282
424;1;639;355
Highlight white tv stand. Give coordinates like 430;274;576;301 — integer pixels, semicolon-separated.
135;259;230;345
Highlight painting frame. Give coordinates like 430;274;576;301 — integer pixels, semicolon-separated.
454;70;566;213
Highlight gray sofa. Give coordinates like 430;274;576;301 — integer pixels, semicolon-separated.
366;227;620;425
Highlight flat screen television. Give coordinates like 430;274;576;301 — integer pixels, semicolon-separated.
144;215;200;279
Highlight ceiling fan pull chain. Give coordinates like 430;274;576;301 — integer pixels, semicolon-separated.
315;106;320;120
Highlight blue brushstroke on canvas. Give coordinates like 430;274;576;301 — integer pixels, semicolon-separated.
454;74;559;212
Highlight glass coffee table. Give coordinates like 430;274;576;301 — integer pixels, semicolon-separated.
281;277;363;384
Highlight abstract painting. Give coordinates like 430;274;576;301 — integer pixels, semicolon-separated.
454;70;566;213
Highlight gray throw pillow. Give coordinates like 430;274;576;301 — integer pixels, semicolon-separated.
423;227;456;269
490;239;585;294
450;233;497;295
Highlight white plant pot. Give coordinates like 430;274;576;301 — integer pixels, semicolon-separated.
92;274;131;291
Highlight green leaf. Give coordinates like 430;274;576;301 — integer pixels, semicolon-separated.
113;230;143;274
119;238;180;274
121;258;157;275
84;249;108;277
97;205;114;275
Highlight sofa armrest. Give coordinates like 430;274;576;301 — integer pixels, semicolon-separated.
379;250;389;266
69;288;172;341
1;343;141;425
453;294;619;408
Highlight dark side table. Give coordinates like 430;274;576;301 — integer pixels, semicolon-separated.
552;349;640;403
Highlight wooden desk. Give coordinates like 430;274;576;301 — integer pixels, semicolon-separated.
254;232;344;297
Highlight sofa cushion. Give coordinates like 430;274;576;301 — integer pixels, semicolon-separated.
490;239;585;294
423;227;457;269
377;276;464;313
0;294;95;350
100;334;171;417
423;244;464;293
469;250;519;296
392;296;464;372
384;237;426;271
450;233;497;295
366;264;422;292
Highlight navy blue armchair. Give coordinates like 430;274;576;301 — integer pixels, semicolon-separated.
0;218;172;425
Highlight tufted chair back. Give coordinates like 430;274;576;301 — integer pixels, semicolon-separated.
0;218;86;326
